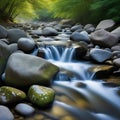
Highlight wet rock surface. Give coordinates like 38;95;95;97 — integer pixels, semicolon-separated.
0;86;26;104
5;53;59;87
0;19;120;120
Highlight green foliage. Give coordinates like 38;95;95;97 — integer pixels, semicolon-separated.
50;0;93;23
49;0;120;24
36;9;54;22
0;0;44;22
91;0;120;23
0;0;119;24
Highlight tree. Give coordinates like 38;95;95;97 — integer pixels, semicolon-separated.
91;0;120;24
0;0;44;22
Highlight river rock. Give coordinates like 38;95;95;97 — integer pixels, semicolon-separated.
8;43;18;53
71;25;83;32
96;19;115;31
73;42;88;59
15;103;35;116
70;31;90;43
88;65;117;79
18;38;35;52
0;41;11;76
0;105;14;120
90;48;112;62
113;58;120;67
29;29;42;36
84;24;95;33
7;28;27;43
0;86;26;104
28;85;55;107
111;26;120;40
5;53;59;87
111;44;120;51
42;27;58;36
0;25;8;38
90;29;118;47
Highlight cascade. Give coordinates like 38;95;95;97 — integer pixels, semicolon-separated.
39;45;94;80
38;45;120;119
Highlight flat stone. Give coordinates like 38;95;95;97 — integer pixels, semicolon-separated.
15;103;35;116
42;27;58;36
96;19;115;31
90;48;112;62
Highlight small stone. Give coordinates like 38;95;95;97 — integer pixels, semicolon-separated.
71;25;83;32
15;103;35;116
18;38;35;52
0;105;14;120
113;58;120;67
84;24;95;33
42;27;58;36
70;31;90;43
0;86;26;104
90;48;112;62
28;85;55;107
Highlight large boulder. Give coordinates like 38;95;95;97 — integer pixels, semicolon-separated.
0;41;19;77
42;27;58;36
111;26;120;40
90;48;112;63
7;29;27;43
17;38;35;52
5;53;59;87
90;29;118;47
0;41;11;76
0;25;8;38
96;19;115;31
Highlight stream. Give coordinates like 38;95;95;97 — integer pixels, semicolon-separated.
35;45;120;120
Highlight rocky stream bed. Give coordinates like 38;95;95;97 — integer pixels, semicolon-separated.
0;19;120;120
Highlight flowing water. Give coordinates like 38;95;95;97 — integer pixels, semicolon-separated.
37;45;120;120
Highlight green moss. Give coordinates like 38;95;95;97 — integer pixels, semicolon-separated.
28;85;55;107
0;86;26;104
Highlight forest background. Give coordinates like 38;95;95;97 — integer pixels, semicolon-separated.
0;0;119;24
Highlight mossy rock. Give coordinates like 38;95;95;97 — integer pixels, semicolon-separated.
28;85;55;107
0;86;26;104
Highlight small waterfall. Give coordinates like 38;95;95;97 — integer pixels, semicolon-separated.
39;45;94;80
40;45;75;62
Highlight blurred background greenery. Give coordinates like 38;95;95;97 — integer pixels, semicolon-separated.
0;0;119;24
